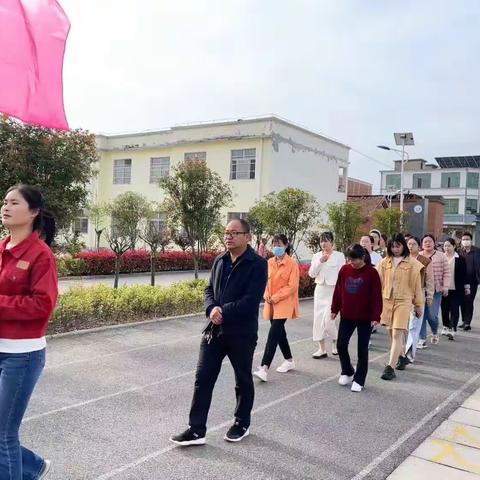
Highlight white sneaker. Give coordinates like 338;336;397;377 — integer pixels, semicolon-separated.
417;340;427;350
276;360;295;373
253;367;268;382
431;334;440;345
312;349;328;359
447;329;455;341
351;382;363;392
338;374;354;386
441;326;448;336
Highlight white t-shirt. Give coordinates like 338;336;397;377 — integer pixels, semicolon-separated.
369;251;383;266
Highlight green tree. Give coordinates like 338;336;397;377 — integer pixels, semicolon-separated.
106;192;149;250
0;116;98;229
160;160;232;278
105;229;130;289
325;201;363;252
248;188;320;256
248;202;273;248
305;231;322;254
373;208;409;240
88;201;108;251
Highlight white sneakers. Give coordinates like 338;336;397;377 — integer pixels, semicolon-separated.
254;360;295;382
276;360;295;373
253;367;268;382
431;334;440;345
441;326;449;336
417;340;427;350
312;349;328;359
338;374;354;386
351;382;363;392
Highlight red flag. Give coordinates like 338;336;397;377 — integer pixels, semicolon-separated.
0;0;70;130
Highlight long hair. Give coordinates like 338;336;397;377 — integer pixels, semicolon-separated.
272;234;291;255
6;185;56;246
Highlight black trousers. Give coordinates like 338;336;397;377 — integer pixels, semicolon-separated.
189;333;257;435
441;290;462;331
261;319;292;368
461;282;478;326
337;318;372;387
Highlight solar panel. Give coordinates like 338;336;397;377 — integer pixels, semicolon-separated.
435;156;480;168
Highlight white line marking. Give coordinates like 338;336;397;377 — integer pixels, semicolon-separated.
24;336;314;423
350;371;480;480
95;353;388;479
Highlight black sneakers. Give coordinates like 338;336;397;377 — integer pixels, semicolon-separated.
396;356;411;371
224;422;250;443
381;365;396;380
464;325;472;331
170;428;206;446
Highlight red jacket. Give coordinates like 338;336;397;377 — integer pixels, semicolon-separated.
0;232;58;339
331;263;383;323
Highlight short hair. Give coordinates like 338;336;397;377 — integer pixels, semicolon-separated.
387;233;410;258
422;233;436;244
228;218;250;233
272;234;291;255
407;236;421;247
346;243;367;261
320;231;334;243
462;232;473;240
360;235;374;244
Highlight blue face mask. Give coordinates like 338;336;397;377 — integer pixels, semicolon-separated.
272;246;286;257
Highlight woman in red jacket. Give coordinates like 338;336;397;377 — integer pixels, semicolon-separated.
0;185;58;480
331;244;383;392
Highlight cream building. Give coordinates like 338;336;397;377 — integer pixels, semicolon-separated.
77;116;350;253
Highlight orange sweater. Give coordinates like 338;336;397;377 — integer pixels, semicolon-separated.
263;254;300;320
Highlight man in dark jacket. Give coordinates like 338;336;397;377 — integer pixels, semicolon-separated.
170;218;268;446
459;232;480;330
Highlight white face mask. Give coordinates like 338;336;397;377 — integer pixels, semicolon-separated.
462;239;472;248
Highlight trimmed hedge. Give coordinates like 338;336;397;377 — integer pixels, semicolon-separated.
50;266;316;334
57;250;219;277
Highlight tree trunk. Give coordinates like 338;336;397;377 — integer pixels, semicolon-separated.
114;256;120;289
150;252;155;286
192;246;199;279
96;230;102;251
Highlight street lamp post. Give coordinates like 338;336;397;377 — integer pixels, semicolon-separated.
378;132;415;213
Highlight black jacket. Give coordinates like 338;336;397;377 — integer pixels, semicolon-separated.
450;255;468;294
459;246;480;284
204;245;268;336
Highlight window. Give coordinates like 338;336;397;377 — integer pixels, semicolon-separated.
184;152;206;162
113;159;132;185
467;172;479;189
338;167;346;192
149;213;167;232
230;149;256;180
150;157;170;183
412;173;431;189
466;198;478;214
227;212;249;222
444;199;459;214
74;210;89;234
441;172;460;188
385;174;401;190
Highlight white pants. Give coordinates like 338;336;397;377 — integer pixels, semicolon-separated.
313;284;337;342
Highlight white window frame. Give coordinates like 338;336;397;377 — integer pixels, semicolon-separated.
230;149;256;180
150;157;170;184
113;159;132;185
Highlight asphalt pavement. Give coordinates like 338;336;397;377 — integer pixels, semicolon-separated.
22;300;480;479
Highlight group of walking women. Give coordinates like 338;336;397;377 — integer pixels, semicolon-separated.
253;227;473;392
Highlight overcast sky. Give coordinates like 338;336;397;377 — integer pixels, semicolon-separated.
61;0;480;191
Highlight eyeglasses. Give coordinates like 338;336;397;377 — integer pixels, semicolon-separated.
224;231;248;238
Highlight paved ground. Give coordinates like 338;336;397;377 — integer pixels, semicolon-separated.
23;300;480;480
58;270;210;293
388;387;480;479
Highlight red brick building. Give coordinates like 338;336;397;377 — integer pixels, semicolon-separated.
347;177;373;196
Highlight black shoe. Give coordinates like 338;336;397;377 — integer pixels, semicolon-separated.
224;422;250;443
170;428;206;446
464;325;472;331
459;323;466;330
381;365;396;381
396;356;411;371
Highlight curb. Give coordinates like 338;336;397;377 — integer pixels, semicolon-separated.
58;270;211;282
47;296;314;339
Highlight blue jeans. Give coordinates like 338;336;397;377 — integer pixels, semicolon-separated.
0;350;46;480
420;291;442;340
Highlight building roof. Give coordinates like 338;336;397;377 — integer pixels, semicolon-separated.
435;156;480;168
348;177;372;186
96;115;350;150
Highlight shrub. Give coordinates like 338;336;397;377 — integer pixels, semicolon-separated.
299;264;315;298
65;249;220;277
50;280;208;334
